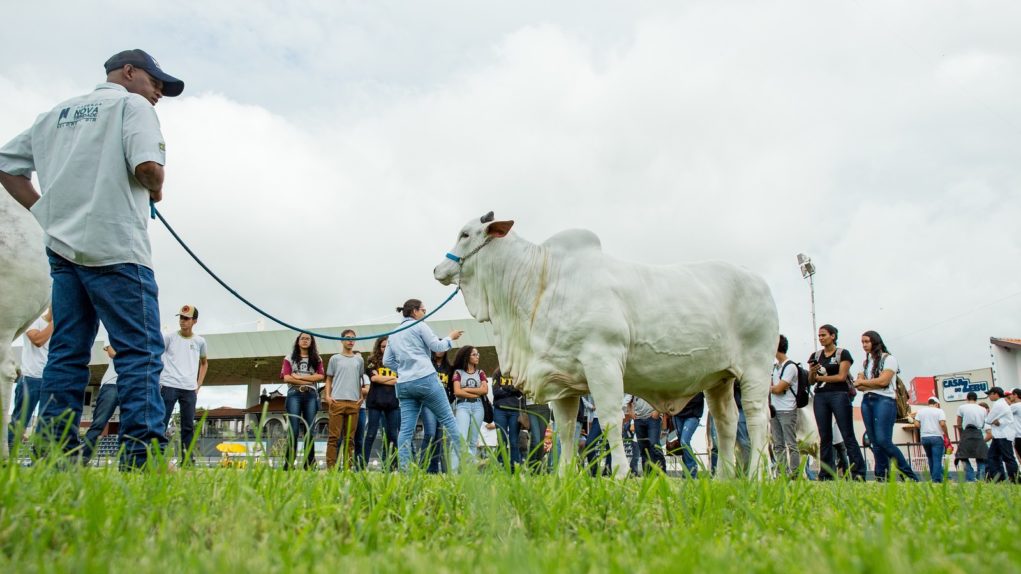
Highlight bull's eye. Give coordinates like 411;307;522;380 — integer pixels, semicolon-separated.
460;232;469;239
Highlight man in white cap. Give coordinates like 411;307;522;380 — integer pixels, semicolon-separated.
912;397;949;482
0;49;184;467
160;305;208;465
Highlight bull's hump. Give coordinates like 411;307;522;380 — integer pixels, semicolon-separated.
542;229;602;253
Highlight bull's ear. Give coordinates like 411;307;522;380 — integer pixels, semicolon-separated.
480;211;495;223
486;220;514;238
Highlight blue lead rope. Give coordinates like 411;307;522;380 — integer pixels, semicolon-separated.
150;201;461;341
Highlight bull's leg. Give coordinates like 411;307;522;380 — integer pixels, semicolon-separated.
550;395;580;476
705;380;739;479
739;370;772;479
0;342;13;459
585;369;628;479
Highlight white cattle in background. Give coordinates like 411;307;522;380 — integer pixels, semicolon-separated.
434;212;779;478
0;191;50;458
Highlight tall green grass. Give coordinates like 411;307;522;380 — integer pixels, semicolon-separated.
0;461;1017;573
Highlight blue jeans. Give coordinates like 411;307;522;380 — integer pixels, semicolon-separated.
83;384;119;462
396;374;461;472
813;391;866;480
674;415;701;477
584;417;611;476
284;387;319;469
7;375;43;450
921;436;945;482
492;406;523;468
353;409;368;468
860;393;917;481
455;400;485;458
419;407;445;473
959;459;986;482
161;386;198;463
525;404;552;471
39;249;166;467
634;416;666;472
364;407;401;470
708;409;749;474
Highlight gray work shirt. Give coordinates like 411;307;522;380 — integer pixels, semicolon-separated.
0;83;166;268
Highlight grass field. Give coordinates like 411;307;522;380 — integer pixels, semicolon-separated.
1;461;1019;574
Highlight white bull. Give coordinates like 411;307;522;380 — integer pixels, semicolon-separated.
434;212;779;478
0;191;50;458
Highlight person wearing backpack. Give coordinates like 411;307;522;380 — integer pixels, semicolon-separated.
854;330;919;481
770;335;801;477
808;324;867;480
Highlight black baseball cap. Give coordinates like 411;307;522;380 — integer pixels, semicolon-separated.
104;49;184;97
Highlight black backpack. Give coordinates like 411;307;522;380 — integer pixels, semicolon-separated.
780;360;810;409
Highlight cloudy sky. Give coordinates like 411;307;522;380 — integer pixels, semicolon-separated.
3;1;1019;409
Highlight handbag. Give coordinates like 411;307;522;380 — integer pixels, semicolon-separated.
482;395;494;424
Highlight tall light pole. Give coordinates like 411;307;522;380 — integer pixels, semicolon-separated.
797;253;818;351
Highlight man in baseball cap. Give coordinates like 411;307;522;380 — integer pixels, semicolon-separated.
104;49;185;97
0;49;186;468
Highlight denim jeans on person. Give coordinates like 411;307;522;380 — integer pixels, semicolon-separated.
83;384;119;463
920;435;945;482
396;373;461;472
492;406;523;468
986;438;1019;483
284;387;320;470
958;459;986;482
813;391;866;480
455;400;485;458
674;415;701;477
633;416;666;472
418;406;445;473
161;386;198;463
708;409;750;474
584;417;611;476
353;409;367;468
770;409;800;476
363;407;401;470
7;375;43;450
39;249;166;467
860;393;917;481
525;404;553;471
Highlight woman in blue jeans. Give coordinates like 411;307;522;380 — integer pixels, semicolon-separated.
451;345;489;461
491;368;525;470
383;298;464;472
364;336;402;470
281;333;325;470
854;330;918;481
672;392;705;477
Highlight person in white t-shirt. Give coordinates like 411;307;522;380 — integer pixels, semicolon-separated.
1009;389;1021;465
83;344;120;464
912;397;949;482
954;392;988;482
159;305;208;464
324;329;364;470
7;309;52;451
984;387;1018;483
855;330;918;481
769;335;800;477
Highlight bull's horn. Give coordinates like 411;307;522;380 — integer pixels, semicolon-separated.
481;211;495;223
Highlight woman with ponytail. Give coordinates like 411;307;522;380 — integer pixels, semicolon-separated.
383;299;465;471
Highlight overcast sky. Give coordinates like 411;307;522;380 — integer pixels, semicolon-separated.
3;1;1019;409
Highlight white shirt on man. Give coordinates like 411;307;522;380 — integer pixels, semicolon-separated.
986;398;1015;440
770;361;798;412
19;318;50;379
957;402;985;430
100;362;118;386
159;331;207;391
915;406;946;438
0;83;166;268
1011;402;1021;438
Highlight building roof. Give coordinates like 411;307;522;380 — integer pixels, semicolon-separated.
195;406;247;419
991;337;1021;351
78;317;498;387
